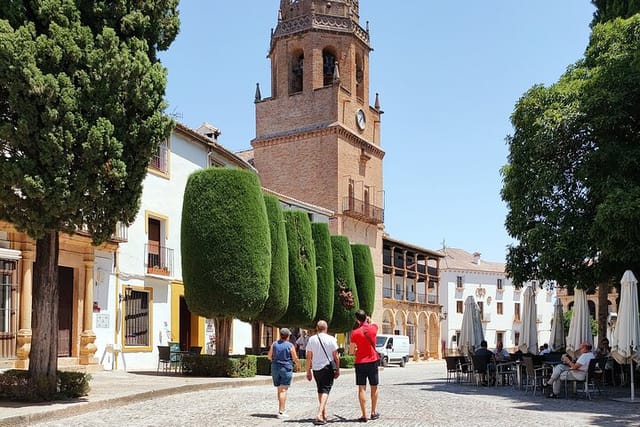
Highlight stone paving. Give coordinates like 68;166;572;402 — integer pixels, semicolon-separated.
4;360;640;427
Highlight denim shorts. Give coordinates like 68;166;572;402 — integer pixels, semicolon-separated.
272;365;293;387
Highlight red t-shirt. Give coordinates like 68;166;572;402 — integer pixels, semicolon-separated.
351;322;379;364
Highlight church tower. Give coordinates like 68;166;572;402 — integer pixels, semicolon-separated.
252;0;384;322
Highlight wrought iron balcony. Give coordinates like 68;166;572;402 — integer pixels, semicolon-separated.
342;196;384;224
144;243;174;276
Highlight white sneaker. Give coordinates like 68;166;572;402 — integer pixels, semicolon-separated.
277;412;289;419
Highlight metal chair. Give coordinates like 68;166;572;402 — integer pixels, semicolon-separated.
522;355;547;395
445;356;460;383
157;346;172;374
470;354;493;386
564;358;599;400
189;346;202;355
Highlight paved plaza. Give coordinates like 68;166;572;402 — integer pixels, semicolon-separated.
2;360;640;427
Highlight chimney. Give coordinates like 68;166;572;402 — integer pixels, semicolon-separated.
472;252;481;265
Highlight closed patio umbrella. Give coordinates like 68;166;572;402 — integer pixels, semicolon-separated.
459;295;484;356
521;285;538;355
611;270;640;402
549;298;566;352
566;288;593;359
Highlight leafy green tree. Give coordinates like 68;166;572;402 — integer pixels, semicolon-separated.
0;0;178;399
312;223;334;324
277;210;317;327
250;194;289;352
591;0;640;26
181;168;271;356
502;15;640;340
351;244;375;318
329;235;359;333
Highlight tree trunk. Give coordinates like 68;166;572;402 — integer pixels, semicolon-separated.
214;317;232;356
251;321;261;355
28;231;59;400
597;281;610;343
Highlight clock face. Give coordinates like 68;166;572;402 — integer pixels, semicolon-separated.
356;109;366;130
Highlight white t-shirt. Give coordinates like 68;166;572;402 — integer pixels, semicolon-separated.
575;351;595;372
306;333;339;371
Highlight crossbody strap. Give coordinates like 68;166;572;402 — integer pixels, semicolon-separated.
317;334;332;363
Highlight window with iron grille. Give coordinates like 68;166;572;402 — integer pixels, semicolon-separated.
514;302;521;321
149;138;168;173
497;278;503;290
123;287;151;347
456;276;463;287
0;260;16;333
456;300;463;313
497;302;503;315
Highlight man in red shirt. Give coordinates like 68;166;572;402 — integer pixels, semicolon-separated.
349;309;380;422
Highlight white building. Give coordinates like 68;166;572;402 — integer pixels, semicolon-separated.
439;248;555;355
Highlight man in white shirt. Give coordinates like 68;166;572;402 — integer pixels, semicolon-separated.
296;330;309;359
546;341;595;398
306;320;340;425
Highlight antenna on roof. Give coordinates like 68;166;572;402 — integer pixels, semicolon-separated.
168;107;183;120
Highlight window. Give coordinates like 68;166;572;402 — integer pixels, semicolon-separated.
394;276;404;300
0;260;16;333
456;276;463;288
145;214;173;276
456;300;463;313
496;331;504;345
497;302;503;315
514;302;521;321
497;278;503;290
123;287;151;348
514;332;520;346
322;50;336;86
290;52;304;94
149;138;168;173
477;301;484;320
383;274;392;298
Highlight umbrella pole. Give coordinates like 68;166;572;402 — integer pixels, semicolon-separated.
632;357;635;401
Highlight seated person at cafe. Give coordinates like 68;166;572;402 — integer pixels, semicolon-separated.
475;340;496;384
546;341;595;398
492;341;510;362
539;343;550;355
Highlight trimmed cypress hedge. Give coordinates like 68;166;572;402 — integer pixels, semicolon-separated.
351;244;375;318
329;235;360;333
181;168;271;320
312;222;335;325
258;194;290;323
277;210;317;326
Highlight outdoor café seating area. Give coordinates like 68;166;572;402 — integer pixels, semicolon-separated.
444;351;638;400
157;342;202;375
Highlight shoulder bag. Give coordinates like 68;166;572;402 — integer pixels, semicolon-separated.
317;334;337;373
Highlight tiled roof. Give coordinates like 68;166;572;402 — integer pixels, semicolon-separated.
440;247;505;273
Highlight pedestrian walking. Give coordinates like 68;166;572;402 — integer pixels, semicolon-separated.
349;310;380;422
305;320;340;425
267;327;300;419
296;330;309;359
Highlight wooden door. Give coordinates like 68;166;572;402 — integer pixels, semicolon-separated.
58;266;74;357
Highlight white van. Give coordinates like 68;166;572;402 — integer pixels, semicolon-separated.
375;334;410;367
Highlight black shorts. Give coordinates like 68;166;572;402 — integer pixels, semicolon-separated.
355;361;379;386
313;365;335;394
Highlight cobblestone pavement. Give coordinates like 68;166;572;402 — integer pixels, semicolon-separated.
28;361;640;427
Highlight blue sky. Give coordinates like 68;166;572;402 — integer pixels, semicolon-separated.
159;1;596;263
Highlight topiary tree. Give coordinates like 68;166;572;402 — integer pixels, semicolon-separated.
351;244;375;318
329;235;359;333
0;0;179;399
181;168;271;356
277;210;317;327
312;223;335;325
250;194;289;352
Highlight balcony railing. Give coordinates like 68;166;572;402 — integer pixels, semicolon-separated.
427;294;438;304
342;196;384;224
76;221;128;242
144;243;174;276
383;286;392;298
417;292;426;303
481;312;491;322
149;144;168;173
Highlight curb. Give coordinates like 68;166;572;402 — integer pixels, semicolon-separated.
0;371;324;427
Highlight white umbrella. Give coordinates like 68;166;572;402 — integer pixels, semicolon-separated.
521;285;538;354
459;295;484;356
549;298;566;352
611;270;640;402
566;288;593;359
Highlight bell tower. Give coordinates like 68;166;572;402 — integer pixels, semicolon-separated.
252;0;384;257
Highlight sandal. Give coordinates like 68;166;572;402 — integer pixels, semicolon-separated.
370;413;380;420
313;419;327;425
358;416;368;422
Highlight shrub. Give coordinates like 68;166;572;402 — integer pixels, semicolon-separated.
181;354;257;377
312;223;335;324
0;370;91;401
351;244;375;317
329;235;359;333
339;355;355;368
